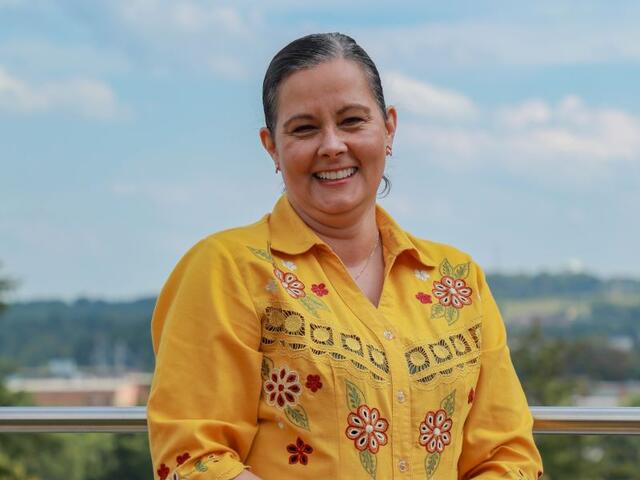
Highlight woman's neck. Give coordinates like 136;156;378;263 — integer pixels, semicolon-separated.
291;202;379;268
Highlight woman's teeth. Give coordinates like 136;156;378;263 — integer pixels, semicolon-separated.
315;167;357;181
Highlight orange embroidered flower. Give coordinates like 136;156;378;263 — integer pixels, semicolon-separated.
264;366;302;408
274;267;306;298
345;404;389;454
415;292;432;304
432;276;473;309
419;409;453;453
286;437;314;465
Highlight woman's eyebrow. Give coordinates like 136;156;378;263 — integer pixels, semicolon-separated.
336;103;371;115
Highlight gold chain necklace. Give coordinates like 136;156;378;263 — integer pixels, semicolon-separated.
353;233;380;281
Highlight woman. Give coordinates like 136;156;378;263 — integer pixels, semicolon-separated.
148;33;542;480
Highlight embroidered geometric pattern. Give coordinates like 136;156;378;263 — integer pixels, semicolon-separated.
261;306;390;383
262;305;481;388
405;323;481;389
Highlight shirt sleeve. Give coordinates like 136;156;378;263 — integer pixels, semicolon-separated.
457;263;543;480
147;238;263;480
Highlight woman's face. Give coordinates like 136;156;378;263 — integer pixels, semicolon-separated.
260;58;397;225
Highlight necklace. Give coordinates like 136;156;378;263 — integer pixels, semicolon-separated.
353;233;380;281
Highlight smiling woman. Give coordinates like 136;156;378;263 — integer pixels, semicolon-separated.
147;33;543;480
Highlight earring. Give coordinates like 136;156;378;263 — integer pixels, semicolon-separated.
386;145;393;157
275;165;280;174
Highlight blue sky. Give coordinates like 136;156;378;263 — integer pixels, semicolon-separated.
1;1;639;300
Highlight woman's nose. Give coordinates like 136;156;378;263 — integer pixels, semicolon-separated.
317;126;348;159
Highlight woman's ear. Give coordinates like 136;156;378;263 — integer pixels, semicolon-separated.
259;127;279;169
384;105;398;145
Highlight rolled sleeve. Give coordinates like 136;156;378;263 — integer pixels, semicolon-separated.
147;237;262;479
458;263;543;479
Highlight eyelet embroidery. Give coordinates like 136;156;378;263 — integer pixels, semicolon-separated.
262;357;310;431
344;380;388;478
431;258;473;325
248;244;331;318
422;390;456;479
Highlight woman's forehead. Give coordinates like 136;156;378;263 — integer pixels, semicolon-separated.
276;59;377;116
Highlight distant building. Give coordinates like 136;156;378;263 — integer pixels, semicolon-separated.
6;372;152;406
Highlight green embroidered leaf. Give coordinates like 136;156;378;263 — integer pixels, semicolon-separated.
284;404;310;431
298;296;320;319
304;294;330;312
261;356;274;380
194;460;208;472
345;380;366;410
359;450;377;479
439;258;453;277
453;261;470;279
247;246;272;263
445;306;459;325
425;452;440;479
441;390;456;416
431;303;445;319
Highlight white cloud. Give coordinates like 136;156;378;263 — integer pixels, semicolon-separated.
366;20;640;69
394;74;640;180
103;0;261;79
384;72;477;120
0;66;128;119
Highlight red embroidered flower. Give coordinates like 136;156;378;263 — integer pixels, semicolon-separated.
176;452;190;465
305;374;323;392
345;404;389;454
419;409;453;453
157;464;170;480
286;437;314;465
432;276;473;309
264;365;302;408
273;267;306;299
311;283;329;296
415;292;432;304
468;388;475;404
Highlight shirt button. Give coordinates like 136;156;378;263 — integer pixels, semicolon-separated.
383;330;394;340
397;390;406;403
398;459;409;472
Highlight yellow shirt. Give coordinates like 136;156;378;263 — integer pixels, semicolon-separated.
147;195;542;480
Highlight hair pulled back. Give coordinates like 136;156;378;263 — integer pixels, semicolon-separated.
262;32;387;133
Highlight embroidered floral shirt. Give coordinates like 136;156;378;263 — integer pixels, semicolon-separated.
147;195;542;480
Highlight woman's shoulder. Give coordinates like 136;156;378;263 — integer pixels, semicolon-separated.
404;231;477;269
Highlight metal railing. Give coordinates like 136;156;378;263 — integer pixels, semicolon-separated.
1;407;640;435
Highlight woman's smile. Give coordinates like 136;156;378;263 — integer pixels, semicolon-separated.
313;166;358;183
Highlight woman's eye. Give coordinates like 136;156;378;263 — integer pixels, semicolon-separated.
292;125;315;134
342;117;364;126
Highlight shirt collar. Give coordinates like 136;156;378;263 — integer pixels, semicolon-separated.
269;195;436;268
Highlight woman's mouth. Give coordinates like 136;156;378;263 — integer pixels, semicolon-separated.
313;167;358;181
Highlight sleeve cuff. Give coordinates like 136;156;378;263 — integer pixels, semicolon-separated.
165;452;248;480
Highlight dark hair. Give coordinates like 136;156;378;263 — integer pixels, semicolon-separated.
263;32;391;196
262;32;387;133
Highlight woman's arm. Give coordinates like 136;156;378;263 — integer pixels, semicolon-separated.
458;263;543;479
147;237;263;480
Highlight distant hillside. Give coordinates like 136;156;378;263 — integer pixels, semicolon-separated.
1;273;639;372
488;272;640;301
